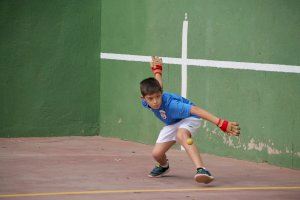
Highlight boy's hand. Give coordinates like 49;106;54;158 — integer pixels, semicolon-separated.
217;119;240;136
150;56;163;75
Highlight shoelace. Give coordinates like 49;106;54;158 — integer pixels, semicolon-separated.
197;168;211;176
152;165;164;174
155;163;168;168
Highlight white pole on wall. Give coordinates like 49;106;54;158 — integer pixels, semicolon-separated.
181;13;188;151
181;13;188;99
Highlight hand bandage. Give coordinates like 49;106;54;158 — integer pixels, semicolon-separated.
217;118;229;132
151;64;162;75
151;56;163;75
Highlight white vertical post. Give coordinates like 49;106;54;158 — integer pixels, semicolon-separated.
181;13;188;98
181;13;188;151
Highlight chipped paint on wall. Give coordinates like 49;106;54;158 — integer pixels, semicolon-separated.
247;138;281;155
199;122;300;156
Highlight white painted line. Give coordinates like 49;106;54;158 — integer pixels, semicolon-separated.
187;58;300;73
100;53;151;63
100;53;300;74
100;53;182;65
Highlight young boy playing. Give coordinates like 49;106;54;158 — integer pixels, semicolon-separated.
140;56;241;184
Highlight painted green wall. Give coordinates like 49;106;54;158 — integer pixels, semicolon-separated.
0;0;299;169
100;0;300;169
0;0;101;137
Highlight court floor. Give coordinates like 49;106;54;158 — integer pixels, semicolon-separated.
0;136;299;200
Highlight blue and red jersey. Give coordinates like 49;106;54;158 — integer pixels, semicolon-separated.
142;92;199;125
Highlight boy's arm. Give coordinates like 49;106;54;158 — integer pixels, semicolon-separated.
150;56;163;88
154;73;163;88
190;105;240;136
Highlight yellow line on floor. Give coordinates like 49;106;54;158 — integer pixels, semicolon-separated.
1;186;300;198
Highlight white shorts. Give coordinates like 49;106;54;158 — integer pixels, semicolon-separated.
156;117;202;143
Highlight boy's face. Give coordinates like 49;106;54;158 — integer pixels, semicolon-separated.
142;92;162;109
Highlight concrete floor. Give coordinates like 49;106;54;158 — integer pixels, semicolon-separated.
0;136;299;200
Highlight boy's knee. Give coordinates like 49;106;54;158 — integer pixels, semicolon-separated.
152;149;163;160
176;132;184;143
176;133;182;144
176;130;191;144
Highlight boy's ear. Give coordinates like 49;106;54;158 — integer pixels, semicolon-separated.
140;95;145;99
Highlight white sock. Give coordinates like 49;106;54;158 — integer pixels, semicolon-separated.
160;161;169;168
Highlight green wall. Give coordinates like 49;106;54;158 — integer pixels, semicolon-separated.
0;0;101;136
0;0;299;169
100;0;300;169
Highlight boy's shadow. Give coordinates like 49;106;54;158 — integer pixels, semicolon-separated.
161;174;220;187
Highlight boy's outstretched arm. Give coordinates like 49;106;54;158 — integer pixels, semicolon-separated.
150;56;163;88
190;106;241;136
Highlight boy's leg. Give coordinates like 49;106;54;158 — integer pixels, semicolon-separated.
176;128;214;184
176;128;204;168
148;141;176;178
152;141;176;166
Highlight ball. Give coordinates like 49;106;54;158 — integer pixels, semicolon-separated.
186;138;193;145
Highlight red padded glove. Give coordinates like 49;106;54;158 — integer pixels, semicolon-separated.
217;118;229;132
150;56;163;75
151;64;162;75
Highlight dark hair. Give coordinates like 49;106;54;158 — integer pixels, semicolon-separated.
140;77;162;96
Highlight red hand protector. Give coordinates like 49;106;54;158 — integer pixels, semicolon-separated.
220;120;229;132
151;64;162;75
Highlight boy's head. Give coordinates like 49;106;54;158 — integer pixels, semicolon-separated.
140;77;163;109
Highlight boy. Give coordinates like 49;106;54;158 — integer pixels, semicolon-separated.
140;56;240;184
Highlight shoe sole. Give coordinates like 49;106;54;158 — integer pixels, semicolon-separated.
148;168;170;178
194;174;214;184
